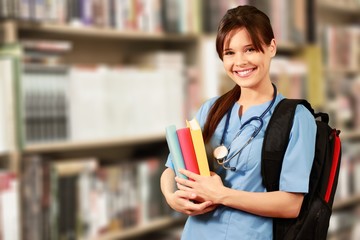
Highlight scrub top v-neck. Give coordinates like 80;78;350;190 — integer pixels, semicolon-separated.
165;93;316;240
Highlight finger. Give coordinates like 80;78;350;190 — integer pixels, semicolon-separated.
198;205;217;215
179;169;200;181
204;204;217;212
177;182;194;193
175;190;197;200
175;176;195;188
190;200;213;212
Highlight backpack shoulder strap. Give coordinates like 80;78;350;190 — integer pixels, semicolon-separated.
261;98;314;192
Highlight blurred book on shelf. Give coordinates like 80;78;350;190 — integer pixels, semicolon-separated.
270;57;308;99
19;49;189;145
322;26;360;72
22;65;70;144
0;171;20;240
21;155;173;240
0;0;202;34
20;39;73;66
68;64;185;141
0;44;22;152
335;142;360;202
326;74;360;133
0;57;14;153
1;0;309;41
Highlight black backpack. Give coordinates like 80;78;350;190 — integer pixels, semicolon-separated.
261;99;342;240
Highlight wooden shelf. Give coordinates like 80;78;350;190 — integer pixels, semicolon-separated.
95;217;184;240
340;130;360;141
0;151;7;158
24;133;166;154
13;20;305;51
324;67;360;75
317;1;360;14
333;194;360;211
15;20;199;42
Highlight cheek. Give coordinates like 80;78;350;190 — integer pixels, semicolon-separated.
223;60;232;71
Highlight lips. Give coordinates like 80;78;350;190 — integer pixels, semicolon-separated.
234;67;257;77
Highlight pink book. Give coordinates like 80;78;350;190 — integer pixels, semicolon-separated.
176;127;200;178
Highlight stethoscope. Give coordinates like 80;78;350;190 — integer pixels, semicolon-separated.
213;84;277;171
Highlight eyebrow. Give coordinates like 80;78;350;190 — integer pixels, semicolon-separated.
223;44;254;52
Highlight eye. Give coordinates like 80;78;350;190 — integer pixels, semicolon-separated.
245;47;256;53
223;50;234;56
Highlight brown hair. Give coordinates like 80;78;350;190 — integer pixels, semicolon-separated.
203;5;275;143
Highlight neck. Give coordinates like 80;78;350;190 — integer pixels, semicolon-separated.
238;82;274;106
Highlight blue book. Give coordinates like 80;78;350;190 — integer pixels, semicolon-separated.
165;125;187;179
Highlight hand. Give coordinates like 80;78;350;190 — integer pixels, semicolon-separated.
175;169;225;205
166;189;216;216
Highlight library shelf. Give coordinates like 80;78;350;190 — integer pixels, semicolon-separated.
0;151;8;160
333;194;360;211
23;133;166;154
340;130;360;141
15;21;199;42
95;216;185;240
317;1;360;14
324;68;360;76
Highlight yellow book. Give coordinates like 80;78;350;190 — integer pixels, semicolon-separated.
186;118;210;176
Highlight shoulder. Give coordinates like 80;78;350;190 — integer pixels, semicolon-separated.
199;96;219;113
294;103;315;123
271;97;316;135
291;101;317;138
273;95;315;123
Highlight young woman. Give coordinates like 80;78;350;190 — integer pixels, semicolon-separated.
161;5;316;239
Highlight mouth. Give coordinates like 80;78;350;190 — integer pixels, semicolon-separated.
234;67;257;77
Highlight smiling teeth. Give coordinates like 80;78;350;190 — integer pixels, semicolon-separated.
236;68;253;77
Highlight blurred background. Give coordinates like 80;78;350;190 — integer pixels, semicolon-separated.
0;0;359;239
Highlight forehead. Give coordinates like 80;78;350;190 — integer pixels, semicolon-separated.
224;28;252;48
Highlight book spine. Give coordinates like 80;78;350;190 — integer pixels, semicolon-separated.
177;127;200;177
190;128;210;176
186;119;211;176
165;125;187;179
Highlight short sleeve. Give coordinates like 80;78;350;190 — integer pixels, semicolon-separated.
164;97;219;169
279;104;316;193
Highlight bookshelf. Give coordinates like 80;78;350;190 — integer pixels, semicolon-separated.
1;0;357;239
316;0;360;239
24;134;166;154
0;22;180;240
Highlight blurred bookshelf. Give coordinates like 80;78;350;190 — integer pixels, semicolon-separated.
0;0;359;240
316;0;360;240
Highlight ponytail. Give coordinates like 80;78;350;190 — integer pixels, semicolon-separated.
203;85;240;143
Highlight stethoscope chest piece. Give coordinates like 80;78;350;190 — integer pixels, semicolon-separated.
213;145;228;162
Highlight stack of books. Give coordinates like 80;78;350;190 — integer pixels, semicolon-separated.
165;118;210;179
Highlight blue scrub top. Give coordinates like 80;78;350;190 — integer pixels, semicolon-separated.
165;93;316;240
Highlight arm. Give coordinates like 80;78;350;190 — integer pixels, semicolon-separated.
160;167;215;216
176;169;303;218
217;187;303;218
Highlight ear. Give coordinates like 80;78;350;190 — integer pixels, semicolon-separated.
269;39;277;57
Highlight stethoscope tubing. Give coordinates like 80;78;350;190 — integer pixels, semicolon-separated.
215;84;277;170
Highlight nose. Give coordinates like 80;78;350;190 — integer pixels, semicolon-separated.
235;52;247;66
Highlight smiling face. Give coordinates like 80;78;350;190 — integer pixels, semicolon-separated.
222;28;276;90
